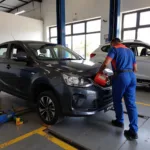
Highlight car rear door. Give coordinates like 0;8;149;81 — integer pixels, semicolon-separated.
129;43;150;81
7;42;35;98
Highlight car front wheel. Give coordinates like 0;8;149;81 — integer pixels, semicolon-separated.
37;91;63;125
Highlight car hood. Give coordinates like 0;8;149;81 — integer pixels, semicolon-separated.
40;60;113;77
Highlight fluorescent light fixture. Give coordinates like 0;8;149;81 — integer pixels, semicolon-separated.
15;10;26;15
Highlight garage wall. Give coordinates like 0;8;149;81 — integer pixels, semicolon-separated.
11;0;150;44
41;0;109;44
121;0;150;12
0;11;43;44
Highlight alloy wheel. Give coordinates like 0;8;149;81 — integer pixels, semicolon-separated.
39;96;55;122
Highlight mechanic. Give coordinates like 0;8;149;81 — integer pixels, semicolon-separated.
98;38;138;140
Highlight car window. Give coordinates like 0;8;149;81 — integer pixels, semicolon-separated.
129;44;150;56
101;45;111;52
123;43;130;48
0;44;8;58
137;46;150;56
101;43;129;53
33;46;76;59
53;47;76;59
36;48;53;58
128;45;138;56
9;44;26;60
27;43;81;60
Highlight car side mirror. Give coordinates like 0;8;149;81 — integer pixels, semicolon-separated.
14;52;28;61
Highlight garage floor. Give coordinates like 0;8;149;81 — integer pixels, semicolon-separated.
0;87;150;150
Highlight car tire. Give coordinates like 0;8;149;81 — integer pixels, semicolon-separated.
37;91;63;125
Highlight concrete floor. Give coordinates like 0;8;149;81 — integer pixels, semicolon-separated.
50;111;148;150
136;87;150;117
3;134;63;150
0;87;150;150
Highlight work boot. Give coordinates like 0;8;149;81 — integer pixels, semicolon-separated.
124;130;138;140
111;120;124;128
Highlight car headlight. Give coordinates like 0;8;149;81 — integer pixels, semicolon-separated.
62;74;92;87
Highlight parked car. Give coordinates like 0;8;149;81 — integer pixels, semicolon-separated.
0;41;113;125
90;40;150;86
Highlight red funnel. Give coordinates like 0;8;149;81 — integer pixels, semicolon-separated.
94;72;108;86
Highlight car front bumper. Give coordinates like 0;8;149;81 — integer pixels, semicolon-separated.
57;83;113;116
68;102;113;116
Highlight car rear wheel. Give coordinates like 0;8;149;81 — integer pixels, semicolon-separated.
37;91;63;125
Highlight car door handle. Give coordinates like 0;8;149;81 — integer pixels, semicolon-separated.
7;64;11;69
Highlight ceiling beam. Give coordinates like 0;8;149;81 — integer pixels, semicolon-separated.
34;0;42;2
0;0;13;11
0;5;12;10
8;0;42;13
18;0;29;3
0;0;6;4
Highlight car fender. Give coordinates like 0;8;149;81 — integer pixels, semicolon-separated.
29;76;57;100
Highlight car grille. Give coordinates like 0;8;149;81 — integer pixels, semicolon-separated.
103;89;112;103
98;87;113;107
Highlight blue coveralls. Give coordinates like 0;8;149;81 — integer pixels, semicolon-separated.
107;43;138;133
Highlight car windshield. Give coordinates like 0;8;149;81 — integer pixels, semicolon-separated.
26;42;82;60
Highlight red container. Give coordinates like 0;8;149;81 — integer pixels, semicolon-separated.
94;73;108;86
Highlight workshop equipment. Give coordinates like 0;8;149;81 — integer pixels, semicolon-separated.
14;117;24;126
0;109;25;125
0;106;32;125
0;110;15;124
94;72;108;86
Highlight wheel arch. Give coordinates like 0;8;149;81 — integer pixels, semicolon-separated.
30;78;60;104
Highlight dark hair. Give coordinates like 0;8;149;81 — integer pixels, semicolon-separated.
111;38;121;44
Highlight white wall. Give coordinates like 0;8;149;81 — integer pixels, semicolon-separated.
121;0;150;12
41;0;109;44
0;11;43;43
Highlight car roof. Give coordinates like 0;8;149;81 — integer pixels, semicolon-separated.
122;40;149;45
101;40;150;47
0;40;56;45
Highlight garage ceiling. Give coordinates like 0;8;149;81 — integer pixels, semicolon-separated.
0;0;42;12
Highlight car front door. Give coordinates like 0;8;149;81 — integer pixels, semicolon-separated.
0;43;11;91
7;42;35;98
129;43;150;81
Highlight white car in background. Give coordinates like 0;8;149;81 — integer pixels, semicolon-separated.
90;40;150;86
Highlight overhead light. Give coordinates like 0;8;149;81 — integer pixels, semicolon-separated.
15;10;26;15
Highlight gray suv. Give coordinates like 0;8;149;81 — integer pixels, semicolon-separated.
0;41;113;125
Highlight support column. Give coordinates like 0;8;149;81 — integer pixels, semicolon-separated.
108;0;121;41
56;0;66;46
